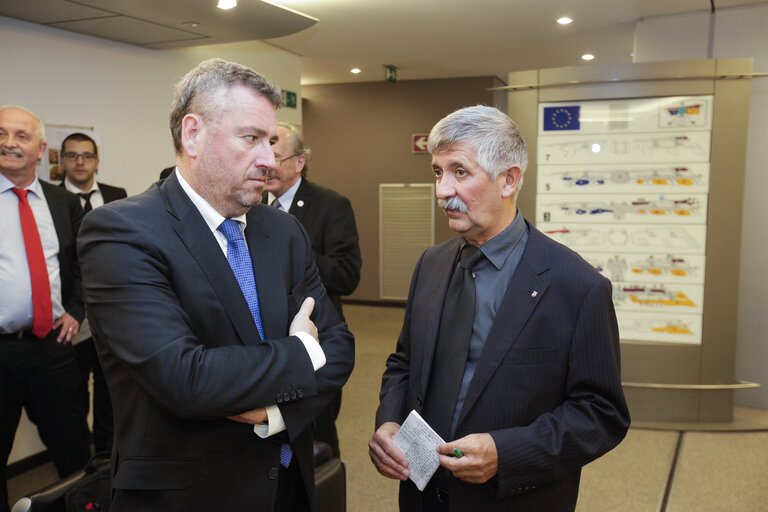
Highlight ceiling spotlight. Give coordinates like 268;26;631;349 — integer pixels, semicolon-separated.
350;68;361;74
181;21;200;28
582;53;595;61
217;0;237;10
556;17;573;25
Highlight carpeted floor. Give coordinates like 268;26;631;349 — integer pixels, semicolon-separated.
8;304;768;511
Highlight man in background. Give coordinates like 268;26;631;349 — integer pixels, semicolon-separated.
78;59;354;511
60;132;126;453
0;105;90;512
369;106;629;511
266;122;361;458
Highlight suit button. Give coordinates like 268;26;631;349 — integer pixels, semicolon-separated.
291;391;297;400
283;393;291;402
268;467;279;479
416;394;423;407
276;394;283;403
297;389;304;398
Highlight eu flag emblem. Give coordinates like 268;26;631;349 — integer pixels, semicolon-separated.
543;106;581;131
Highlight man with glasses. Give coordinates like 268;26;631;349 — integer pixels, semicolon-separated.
59;132;126;454
265;122;361;458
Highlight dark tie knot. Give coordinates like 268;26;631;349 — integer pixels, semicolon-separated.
218;218;243;243
459;244;484;270
78;191;95;200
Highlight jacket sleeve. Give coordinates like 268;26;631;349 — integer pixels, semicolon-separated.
313;195;362;297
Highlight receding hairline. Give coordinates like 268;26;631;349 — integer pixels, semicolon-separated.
0;104;47;142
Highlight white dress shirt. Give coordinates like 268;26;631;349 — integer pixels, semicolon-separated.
0;175;64;333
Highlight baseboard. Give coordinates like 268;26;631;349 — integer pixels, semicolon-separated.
6;450;51;479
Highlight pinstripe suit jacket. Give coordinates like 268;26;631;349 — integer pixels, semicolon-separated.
376;220;630;511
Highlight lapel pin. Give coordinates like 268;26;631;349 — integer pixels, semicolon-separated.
296;200;304;207
531;290;538;297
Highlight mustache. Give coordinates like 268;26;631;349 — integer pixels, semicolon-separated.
0;146;23;157
437;196;468;213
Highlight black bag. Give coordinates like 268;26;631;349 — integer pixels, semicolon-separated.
65;452;112;512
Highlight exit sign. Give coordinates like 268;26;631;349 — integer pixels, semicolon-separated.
282;90;297;109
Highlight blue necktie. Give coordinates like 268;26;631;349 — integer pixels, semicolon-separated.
218;219;292;467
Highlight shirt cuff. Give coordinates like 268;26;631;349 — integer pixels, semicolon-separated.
253;405;286;438
294;331;326;371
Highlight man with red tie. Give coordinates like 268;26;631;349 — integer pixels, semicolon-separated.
0;105;90;512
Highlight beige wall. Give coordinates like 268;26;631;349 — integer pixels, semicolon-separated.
302;77;505;302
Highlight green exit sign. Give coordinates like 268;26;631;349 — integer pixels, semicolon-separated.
384;65;397;83
282;90;297;109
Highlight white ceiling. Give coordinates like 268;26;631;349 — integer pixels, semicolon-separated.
2;0;766;85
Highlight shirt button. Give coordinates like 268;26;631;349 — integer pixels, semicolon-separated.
268;467;279;479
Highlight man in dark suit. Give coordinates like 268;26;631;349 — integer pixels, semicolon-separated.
0;105;90;512
77;59;354;511
265;122;361;459
59;131;127;453
369;106;630;511
265;122;361;318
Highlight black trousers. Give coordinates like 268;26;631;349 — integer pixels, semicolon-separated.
74;338;114;452
0;332;90;512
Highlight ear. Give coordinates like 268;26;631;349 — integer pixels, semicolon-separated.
181;113;204;158
295;154;307;175
500;165;523;199
36;141;47;162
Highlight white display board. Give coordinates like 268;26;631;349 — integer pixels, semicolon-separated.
537;95;713;344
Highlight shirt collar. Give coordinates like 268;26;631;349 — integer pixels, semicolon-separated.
1;173;44;199
64;177;99;194
276;177;302;211
463;208;526;270
176;169;247;232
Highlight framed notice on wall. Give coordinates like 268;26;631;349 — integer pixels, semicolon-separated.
536;96;713;345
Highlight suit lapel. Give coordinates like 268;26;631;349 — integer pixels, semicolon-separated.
419;239;462;396
42;181;70;246
457;226;551;425
288;179;312;223
244;206;288;340
162;176;262;345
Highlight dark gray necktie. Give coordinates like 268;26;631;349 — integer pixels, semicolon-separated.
78;191;95;213
422;244;485;440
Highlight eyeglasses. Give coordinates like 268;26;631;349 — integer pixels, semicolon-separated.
276;154;299;165
62;152;97;161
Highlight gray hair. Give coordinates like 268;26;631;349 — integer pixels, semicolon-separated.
169;58;283;155
0;104;47;143
428;105;527;199
278;122;311;178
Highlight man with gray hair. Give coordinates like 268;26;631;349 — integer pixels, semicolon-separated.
0;105;89;512
369;105;629;511
78;59;354;511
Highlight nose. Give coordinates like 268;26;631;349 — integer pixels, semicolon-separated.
435;174;455;199
75;154;85;162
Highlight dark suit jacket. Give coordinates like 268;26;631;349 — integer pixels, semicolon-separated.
376;220;630;512
270;179;361;316
40;180;85;322
59;180;128;205
77;174;355;511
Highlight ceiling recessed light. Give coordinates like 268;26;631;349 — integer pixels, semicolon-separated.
217;0;237;10
350;68;361;74
557;17;573;25
582;53;595;61
181;21;199;28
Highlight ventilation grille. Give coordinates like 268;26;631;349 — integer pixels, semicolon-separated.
379;184;435;300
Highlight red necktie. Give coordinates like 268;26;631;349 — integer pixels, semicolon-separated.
12;188;53;338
